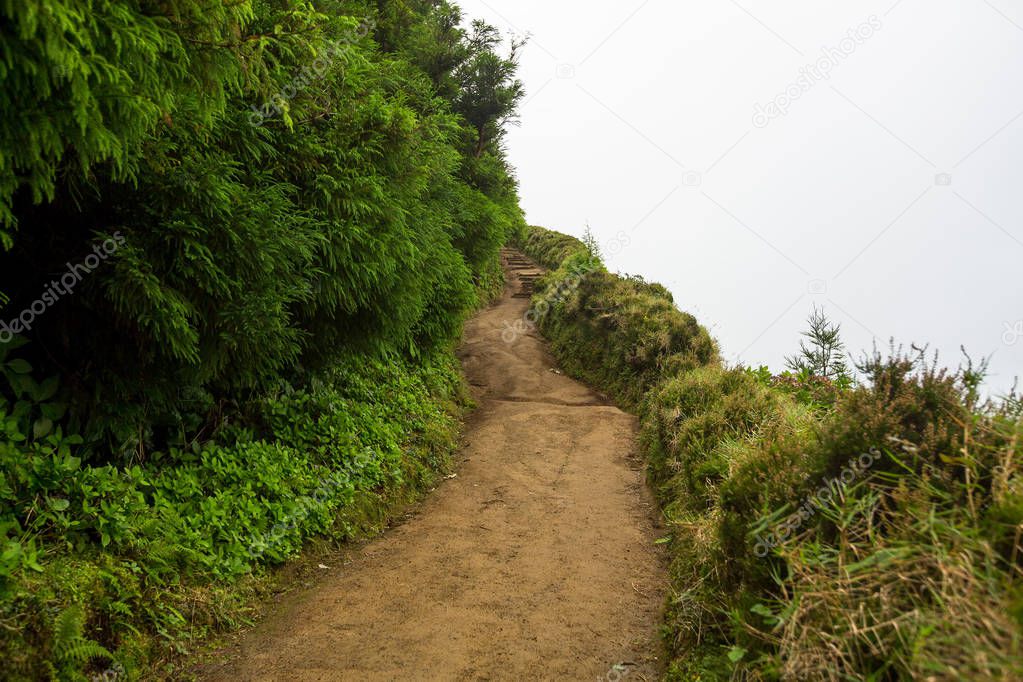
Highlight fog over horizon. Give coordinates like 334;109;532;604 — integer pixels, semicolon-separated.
459;0;1023;395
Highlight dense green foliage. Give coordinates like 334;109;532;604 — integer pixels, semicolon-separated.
0;0;526;676
1;353;466;678
0;0;525;449
521;225;1023;681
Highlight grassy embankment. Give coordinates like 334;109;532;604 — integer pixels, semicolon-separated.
519;225;1023;680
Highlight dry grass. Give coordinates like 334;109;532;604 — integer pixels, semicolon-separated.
776;523;1022;680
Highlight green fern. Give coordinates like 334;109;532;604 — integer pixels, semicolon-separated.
52;605;113;680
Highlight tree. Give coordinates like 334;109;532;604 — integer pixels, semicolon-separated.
453;20;525;157
786;307;850;381
581;224;603;264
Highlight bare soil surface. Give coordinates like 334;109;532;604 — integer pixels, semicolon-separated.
198;250;667;681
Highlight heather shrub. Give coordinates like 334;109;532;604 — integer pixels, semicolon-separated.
641;366;791;512
520;225;1023;681
518;224;588;269
525;232;718;408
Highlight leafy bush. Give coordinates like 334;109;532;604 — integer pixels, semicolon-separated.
0;354;465;678
0;0;523;455
0;1;525;676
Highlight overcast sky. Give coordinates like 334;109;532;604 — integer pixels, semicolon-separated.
458;0;1023;395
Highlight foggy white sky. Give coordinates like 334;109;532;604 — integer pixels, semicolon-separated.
459;0;1023;394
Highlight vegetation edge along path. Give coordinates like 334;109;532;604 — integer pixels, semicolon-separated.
519;225;1023;680
194;249;668;680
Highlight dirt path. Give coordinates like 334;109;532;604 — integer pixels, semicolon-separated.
199;250;667;681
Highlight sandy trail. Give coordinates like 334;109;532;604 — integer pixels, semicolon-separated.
199;250;666;681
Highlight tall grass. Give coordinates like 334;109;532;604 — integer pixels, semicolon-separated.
519;225;1023;680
